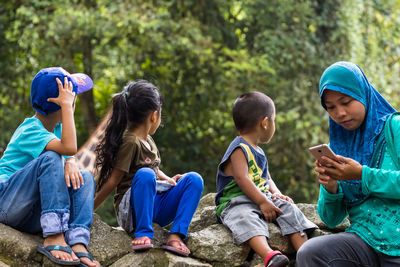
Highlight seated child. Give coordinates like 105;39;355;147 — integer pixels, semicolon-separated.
0;67;100;267
94;80;204;257
215;92;317;267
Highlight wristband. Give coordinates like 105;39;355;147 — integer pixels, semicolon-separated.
66;156;75;161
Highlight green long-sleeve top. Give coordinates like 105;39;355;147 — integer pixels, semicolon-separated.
317;117;400;256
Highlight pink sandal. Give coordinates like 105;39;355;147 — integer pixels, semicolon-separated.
264;250;289;267
162;240;190;257
132;236;153;251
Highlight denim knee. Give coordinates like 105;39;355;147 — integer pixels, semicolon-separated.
40;150;63;166
37;151;63;181
184;172;204;191
41;150;62;161
80;170;95;193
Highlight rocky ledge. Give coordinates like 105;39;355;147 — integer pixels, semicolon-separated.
0;193;348;266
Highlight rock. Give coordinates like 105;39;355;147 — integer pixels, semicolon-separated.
88;213;132;266
196;193;216;211
309;228;336;238
187;224;250;267
152;223;170;247
0;193;345;266
267;223;295;254
189;206;218;233
189;193;218;233
0;223;42;265
110;249;212;267
297;203;350;231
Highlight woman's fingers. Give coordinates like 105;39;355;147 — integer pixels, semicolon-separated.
315;166;326;174
318;174;331;185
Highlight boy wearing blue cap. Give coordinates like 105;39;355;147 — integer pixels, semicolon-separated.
0;67;100;266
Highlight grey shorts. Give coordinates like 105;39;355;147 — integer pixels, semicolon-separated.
220;194;318;245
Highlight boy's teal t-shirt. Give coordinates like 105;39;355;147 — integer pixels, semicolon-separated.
0;117;62;182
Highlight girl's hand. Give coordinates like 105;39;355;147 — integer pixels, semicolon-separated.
319;155;362;180
272;193;294;204
166;177;177;186
171;174;184;182
48;77;76;108
259;199;283;223
64;158;84;190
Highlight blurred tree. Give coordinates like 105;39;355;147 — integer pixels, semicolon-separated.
0;0;399;225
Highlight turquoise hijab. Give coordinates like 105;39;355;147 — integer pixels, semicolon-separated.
319;61;396;205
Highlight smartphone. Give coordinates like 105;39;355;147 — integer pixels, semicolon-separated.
309;144;337;162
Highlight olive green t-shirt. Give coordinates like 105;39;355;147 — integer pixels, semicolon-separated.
113;131;160;213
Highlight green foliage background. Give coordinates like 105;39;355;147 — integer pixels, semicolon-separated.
1;0;399;225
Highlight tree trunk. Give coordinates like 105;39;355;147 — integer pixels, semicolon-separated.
80;35;98;134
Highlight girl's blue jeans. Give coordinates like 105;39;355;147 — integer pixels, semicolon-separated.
130;167;204;239
0;151;95;247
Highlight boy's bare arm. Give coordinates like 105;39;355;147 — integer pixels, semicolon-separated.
267;172;281;194
228;148;283;221
94;168;125;211
45;77;77;156
268;171;294;203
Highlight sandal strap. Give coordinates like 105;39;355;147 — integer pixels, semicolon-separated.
134;236;153;244
74;251;93;261
44;245;72;254
166;239;186;247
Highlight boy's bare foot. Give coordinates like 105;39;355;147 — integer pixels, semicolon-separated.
43;233;79;262
71;243;101;267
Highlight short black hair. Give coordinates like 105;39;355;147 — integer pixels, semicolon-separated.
232;91;275;132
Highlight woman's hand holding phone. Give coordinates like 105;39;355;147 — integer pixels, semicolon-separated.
310;144;363;193
318;155;363;181
309;144;340;167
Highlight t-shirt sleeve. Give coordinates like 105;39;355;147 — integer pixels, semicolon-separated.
17;122;58;158
114;138;137;173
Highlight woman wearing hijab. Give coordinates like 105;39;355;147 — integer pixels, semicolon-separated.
297;61;400;266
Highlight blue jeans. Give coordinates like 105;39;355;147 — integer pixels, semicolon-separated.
130;167;204;239
0;151;95;247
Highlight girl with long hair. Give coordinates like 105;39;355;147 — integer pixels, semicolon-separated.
94;80;203;257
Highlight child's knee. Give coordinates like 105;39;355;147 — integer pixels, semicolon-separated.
41;151;63;165
185;172;204;191
133;167;156;185
80;170;95;191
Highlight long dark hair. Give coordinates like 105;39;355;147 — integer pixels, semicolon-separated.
95;80;163;190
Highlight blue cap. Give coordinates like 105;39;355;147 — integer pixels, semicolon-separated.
31;67;93;116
